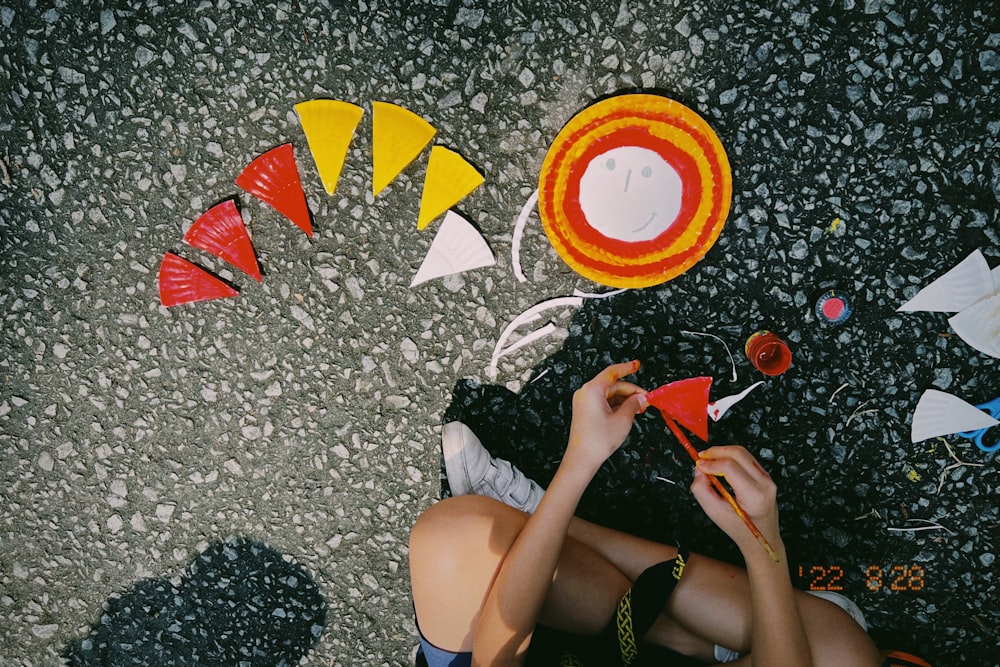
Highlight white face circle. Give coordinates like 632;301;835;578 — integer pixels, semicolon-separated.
577;146;683;242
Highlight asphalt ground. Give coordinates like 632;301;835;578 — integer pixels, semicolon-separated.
1;1;998;665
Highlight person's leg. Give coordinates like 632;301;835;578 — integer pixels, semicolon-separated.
410;496;625;651
565;516;882;666
410;496;880;666
437;424;879;665
409;495;714;659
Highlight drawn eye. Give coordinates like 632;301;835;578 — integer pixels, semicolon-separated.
605;158;616;170
641;166;653;178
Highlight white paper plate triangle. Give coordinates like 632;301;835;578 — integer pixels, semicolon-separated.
948;293;1000;359
897;249;995;312
911;389;1000;443
410;210;496;287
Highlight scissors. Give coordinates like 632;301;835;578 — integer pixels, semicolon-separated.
958;396;1000;452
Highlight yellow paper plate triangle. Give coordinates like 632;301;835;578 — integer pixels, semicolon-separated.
417;146;484;230
295;99;364;196
372;101;436;195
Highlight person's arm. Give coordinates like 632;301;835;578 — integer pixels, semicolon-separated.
690;446;814;667
471;361;647;667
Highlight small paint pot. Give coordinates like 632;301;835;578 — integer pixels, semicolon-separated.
745;330;792;376
815;290;852;326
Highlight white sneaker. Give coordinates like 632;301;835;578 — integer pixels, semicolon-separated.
441;421;544;513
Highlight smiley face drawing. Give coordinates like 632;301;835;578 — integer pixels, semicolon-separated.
539;94;732;289
578;145;684;243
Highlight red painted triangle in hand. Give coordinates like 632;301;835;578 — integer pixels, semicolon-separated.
646;376;713;442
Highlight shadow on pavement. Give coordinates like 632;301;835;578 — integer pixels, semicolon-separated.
64;537;326;667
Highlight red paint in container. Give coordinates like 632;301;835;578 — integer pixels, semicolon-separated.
815;290;852;325
745;330;792;376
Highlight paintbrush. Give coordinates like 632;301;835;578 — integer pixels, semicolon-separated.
663;416;781;563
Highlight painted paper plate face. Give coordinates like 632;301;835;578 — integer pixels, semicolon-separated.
538;94;732;288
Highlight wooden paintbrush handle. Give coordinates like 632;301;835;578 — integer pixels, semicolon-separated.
665;417;781;563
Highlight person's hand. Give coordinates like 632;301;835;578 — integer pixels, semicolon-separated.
690;445;783;555
563;360;647;476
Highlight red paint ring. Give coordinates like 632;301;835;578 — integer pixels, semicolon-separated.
538;95;731;288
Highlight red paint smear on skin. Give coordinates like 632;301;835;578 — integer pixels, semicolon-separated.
646;376;713;442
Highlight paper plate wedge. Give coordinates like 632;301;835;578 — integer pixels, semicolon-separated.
183;199;262;282
158;252;239;307
898;249;994;312
371;101;436;195
295;99;363;196
411;210;495;286
949;293;1000;359
236;143;313;237
417;146;484;230
911;389;1000;443
647;376;713;442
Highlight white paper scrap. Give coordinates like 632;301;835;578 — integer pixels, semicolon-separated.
488;296;583;377
411;210;495;287
682;329;738;383
497;322;558;360
510;189;538;284
948;293;1000;359
708;381;764;422
897;249;994;313
573;288;628;299
910;389;999;443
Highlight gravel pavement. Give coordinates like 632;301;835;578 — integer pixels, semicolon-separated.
1;2;998;665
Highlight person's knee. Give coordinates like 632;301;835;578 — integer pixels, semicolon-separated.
804;597;881;667
814;635;882;667
412;495;505;534
410;498;460;558
409;496;524;561
410;495;527;595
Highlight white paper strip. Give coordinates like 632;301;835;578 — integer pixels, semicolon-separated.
511;189;538;283
497;322;558;360
488;296;583;377
411;210;495;287
681;329;738;383
529;368;550;384
910;389;999;443
708;381;764;422
573;288;628;299
897;249;994;312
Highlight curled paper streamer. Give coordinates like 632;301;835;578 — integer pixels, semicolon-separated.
488;296;583;377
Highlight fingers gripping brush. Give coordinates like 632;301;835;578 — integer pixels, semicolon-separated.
647;377;780;563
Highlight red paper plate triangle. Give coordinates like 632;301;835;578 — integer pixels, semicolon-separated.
183;199;262;282
647;376;713;442
158;252;239;307
235;143;313;237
